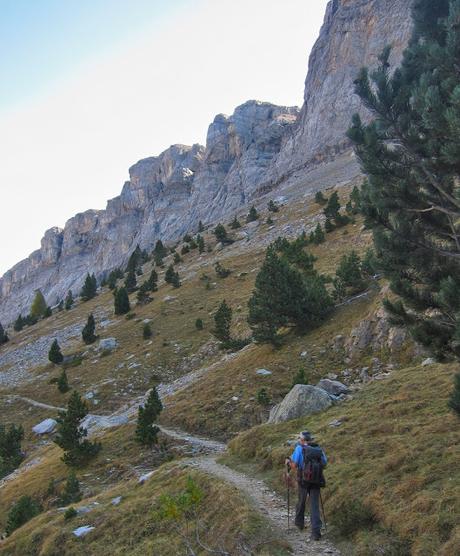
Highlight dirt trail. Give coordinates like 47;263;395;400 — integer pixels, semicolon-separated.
187;456;340;556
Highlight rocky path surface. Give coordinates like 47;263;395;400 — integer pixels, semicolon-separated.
188;456;340;556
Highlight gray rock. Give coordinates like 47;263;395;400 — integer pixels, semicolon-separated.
256;368;272;376
138;471;154;484
111;496;122;506
73;526;95;537
268;385;332;424
84;391;95;400
317;379;349;396
98;338;118;351
32;418;57;435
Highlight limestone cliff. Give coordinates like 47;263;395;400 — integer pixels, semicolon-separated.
0;0;414;324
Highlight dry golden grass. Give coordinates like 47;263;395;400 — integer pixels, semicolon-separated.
225;362;460;555
0;464;290;556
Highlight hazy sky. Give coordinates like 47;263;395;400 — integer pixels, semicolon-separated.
0;0;329;276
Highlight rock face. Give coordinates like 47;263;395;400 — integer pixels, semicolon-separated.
0;1;414;324
268;385;332;424
317;379;349;396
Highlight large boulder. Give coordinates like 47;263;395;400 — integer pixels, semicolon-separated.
317;378;349;396
32;418;57;435
268;385;332;424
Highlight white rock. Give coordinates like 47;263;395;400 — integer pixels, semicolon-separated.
300;351;308;358
422;357;435;367
111;496;122;506
32;418;57;435
256;369;272;376
231;396;239;401
73;525;95;537
84;391;95;400
138;471;154;484
163;295;177;302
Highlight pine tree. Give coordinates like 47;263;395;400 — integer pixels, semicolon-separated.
334;251;368;299
347;0;460;359
30;290;47;319
198;220;205;233
0;424;24;479
325;218;334;233
43;306;52;318
5;496;41;536
312;223;325;245
165;265;176;284
197;234;205;253
60;471;82;505
448;372;460;417
350;186;362;214
145;269;158;292
315;191;327;205
0;322;9;345
126;245;142;274
136;282;152;305
324;191;341;220
173;252;182;264
114;287;130;315
135;387;163;445
248;247;333;345
213;300;232;345
268;200;279;213
153;239;168;259
214;223;228;243
80;274;97;301
48;339;64;365
13;314;24;332
82;314;97;344
107;269;123;290
195;318;204;330
181;244;190;255
246;205;259;223
230;216;241;229
54;390;101;467
124;268;137;293
57;369;70;393
65;290;74;310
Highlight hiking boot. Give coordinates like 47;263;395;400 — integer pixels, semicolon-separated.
310;531;321;541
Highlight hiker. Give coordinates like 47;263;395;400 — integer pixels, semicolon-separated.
285;431;327;541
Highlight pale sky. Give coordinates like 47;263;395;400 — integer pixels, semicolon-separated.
0;0;329;276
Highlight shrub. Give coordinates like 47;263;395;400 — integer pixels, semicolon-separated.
214;261;231;278
268;200;279;213
143;323;153;339
448;372;460;417
334;250;368;299
64;290;74;310
57;369;70;393
181;244;190;255
114;287;130;315
30;290;47;319
230;216;241;230
266;216;274;225
82;314;97;344
256;388;271;406
0;424;24;479
0;322;8;345
195;318;204;330
246;206;259;223
6;496;41;536
292;368;309;388
80;273;97;301
173;252;182;264
64;507;77;520
213;300;232;346
315;191;327;205
214;223;228;243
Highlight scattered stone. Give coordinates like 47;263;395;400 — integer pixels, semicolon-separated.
332;335;344;351
32;418;57;435
73;525;95;537
84;391;95;400
268;385;332;424
360;368;371;383
231;396;239;402
98;338;118;351
163;295;177;302
138;471;154;484
326;373;338;380
329;419;343;428
317;379;349;396
300;351;308;358
256;369;272;376
111;496;122;506
142;319;152;324
422;357;435;367
214;242;224;251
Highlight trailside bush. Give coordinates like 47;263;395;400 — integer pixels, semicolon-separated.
143;323;153;339
6;496;41;536
0;423;24;479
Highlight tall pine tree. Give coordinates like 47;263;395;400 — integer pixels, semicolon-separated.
30;290;47;319
80;274;97;301
135;387;163;445
48;339;64;364
0;322;8;345
82;314;97;344
114;287;130;315
347;0;460;359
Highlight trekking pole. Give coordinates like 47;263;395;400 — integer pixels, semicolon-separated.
285;461;291;531
319;490;327;533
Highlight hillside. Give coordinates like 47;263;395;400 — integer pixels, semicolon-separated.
1;181;458;555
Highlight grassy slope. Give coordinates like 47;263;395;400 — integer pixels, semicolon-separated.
226;362;460;556
0;465;289;556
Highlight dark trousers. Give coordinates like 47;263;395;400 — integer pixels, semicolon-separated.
295;482;322;534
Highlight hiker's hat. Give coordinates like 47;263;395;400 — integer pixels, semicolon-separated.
299;431;313;441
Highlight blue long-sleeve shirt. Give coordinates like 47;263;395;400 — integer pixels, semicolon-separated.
291;443;327;468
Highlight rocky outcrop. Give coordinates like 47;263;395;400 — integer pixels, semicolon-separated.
0;1;414;324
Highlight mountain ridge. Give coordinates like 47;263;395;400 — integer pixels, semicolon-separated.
0;0;413;325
